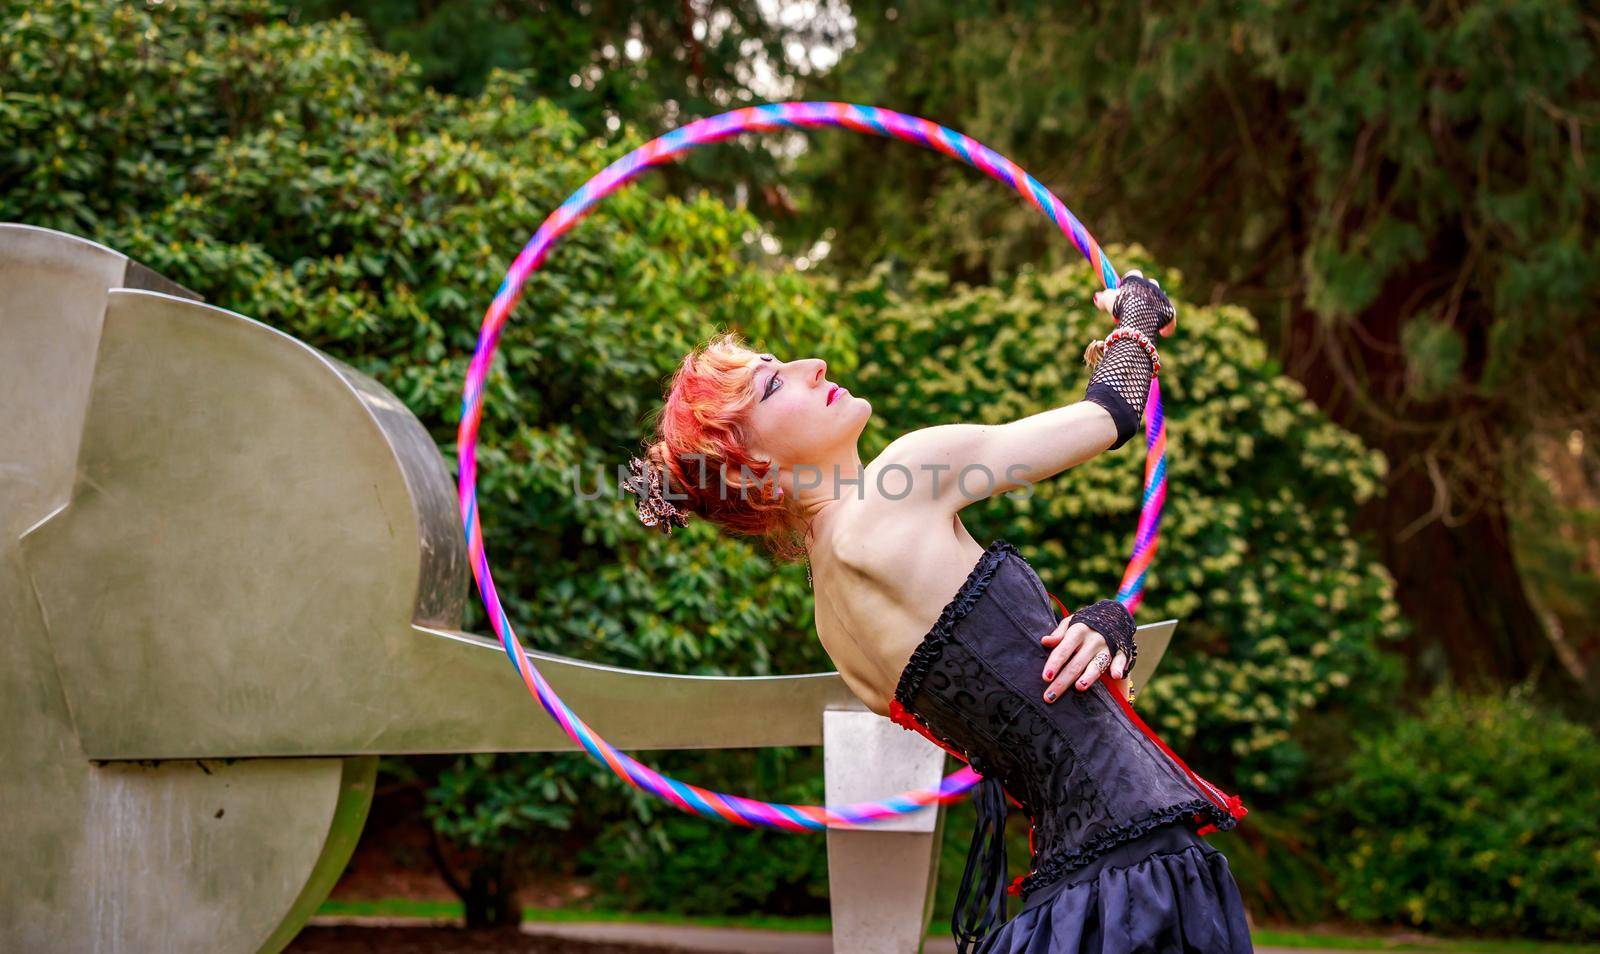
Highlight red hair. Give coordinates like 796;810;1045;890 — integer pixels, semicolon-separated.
636;330;809;562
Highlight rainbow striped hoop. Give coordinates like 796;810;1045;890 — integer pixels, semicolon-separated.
457;102;1167;831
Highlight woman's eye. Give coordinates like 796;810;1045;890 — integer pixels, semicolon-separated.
764;374;781;399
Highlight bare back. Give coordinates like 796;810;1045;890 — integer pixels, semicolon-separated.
808;501;990;717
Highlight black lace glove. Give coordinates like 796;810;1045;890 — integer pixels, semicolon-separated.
1067;598;1137;676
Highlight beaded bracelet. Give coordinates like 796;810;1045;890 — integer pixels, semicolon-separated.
1103;327;1162;375
1081;327;1163;376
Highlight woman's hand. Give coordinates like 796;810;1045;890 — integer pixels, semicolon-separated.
1091;269;1137;316
1040;616;1129;703
1092;268;1176;338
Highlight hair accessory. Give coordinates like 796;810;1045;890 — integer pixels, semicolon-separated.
621;455;689;534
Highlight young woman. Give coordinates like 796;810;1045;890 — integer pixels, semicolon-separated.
622;271;1251;953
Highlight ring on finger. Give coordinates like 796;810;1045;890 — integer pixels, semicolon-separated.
1084;650;1111;681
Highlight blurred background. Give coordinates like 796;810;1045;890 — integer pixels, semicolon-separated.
4;0;1596;948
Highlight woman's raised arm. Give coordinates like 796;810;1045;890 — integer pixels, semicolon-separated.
871;404;1119;514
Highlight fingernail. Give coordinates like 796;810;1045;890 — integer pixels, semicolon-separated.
1043;669;1054;681
1044;691;1055;702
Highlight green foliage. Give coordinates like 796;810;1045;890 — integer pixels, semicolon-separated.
420;753;581;852
792;3;1600;698
1205;807;1341;927
1401;317;1467;401
1505;433;1600;694
798;0;1600;400
1322;689;1600;941
575;748;830;916
286;0;843;106
0;0;845;677
835;257;1406;794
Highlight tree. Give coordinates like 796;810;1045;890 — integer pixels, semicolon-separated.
287;0;853;218
788;0;1600;699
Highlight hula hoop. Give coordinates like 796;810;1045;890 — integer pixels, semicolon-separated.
457;102;1167;831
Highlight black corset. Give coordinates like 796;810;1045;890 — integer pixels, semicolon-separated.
891;539;1243;952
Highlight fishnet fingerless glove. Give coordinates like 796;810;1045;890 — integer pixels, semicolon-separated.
1085;274;1175;450
1067;598;1138;675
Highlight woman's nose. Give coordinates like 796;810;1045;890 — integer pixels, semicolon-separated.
810;358;828;383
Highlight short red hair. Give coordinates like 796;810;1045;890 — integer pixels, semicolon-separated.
636;330;808;562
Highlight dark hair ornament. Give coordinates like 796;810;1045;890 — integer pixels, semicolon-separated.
622;454;689;534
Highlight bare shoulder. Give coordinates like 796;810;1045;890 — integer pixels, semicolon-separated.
811;487;924;577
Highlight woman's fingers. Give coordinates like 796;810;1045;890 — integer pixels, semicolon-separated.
1041;621;1086;679
1046;633;1110;701
1096;269;1156;317
1041;616;1072;647
1045;642;1099;701
1074;643;1112;691
1111;650;1128;680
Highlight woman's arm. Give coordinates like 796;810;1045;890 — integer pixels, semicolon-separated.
874;402;1119;512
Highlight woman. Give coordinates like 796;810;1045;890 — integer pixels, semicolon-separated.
622;271;1251;953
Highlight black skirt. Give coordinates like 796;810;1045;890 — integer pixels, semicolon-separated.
979;821;1253;953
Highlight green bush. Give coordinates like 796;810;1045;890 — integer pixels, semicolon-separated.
575;748;829;917
1323;688;1600;940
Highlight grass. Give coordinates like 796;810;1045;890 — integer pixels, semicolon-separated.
314;899;1600;953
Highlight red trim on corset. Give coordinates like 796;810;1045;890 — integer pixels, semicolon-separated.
1042;587;1249;829
893;583;1246;909
1043;592;1254;832
888;699;965;761
1099;660;1248;826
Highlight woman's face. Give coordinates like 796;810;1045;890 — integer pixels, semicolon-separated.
742;351;870;477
